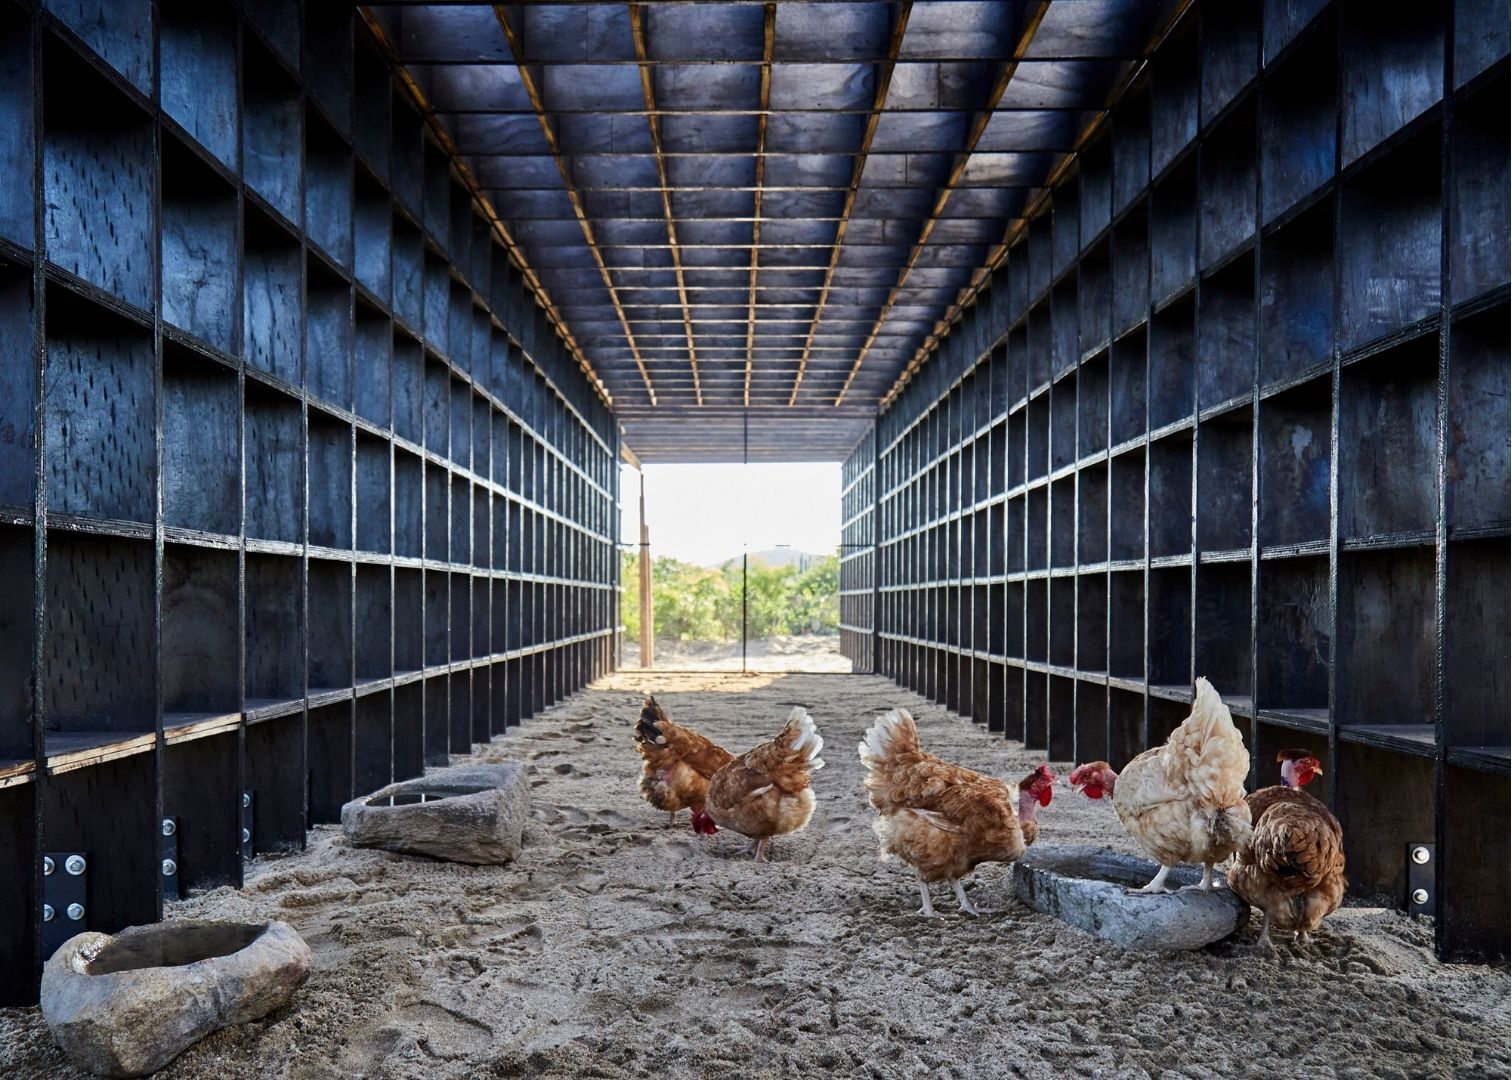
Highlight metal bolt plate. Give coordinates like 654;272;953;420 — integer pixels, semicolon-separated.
43;852;87;957
161;816;181;902
1406;842;1435;918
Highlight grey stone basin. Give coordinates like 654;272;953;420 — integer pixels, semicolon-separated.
41;920;311;1077
1012;845;1250;951
341;762;528;864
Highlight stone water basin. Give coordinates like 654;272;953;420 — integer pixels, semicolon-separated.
41;920;311;1077
1012;844;1250;951
340;762;529;864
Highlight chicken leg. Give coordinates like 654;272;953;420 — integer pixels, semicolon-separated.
1180;863;1218;893
1256;910;1275;952
752;837;770;863
668;810;677;826
1128;864;1177;894
951;879;982;917
916;876;939;918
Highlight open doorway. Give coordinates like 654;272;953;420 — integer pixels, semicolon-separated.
620;462;855;673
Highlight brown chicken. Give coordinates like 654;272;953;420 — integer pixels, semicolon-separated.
633;696;733;831
1069;677;1253;893
704;706;825;861
1228;749;1346;949
858;707;1056;917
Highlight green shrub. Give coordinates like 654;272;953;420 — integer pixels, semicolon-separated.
619;550;839;642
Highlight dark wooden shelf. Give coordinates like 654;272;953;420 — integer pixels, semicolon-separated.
848;0;1508;967
43;731;156;774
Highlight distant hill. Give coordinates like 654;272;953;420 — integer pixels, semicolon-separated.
707;548;823;570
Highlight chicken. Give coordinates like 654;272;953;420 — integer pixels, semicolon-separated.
1228;749;1346;950
1068;677;1253;893
704;706;825;861
859;707;1055;917
633;696;733;831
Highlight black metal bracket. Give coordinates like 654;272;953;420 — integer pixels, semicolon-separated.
161;817;180;902
42;852;88;958
241;791;254;860
1407;843;1435;918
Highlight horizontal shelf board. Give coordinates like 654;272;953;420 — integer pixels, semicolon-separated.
354;677;392;697
1259;541;1331;560
1107;675;1146;694
308;687;354;708
0;758;36;790
1447;745;1511;775
163;712;242;745
246;538;304;557
1338;724;1437;758
1148;683;1195;703
244;697;305;723
46;514;153;542
1256;708;1332;735
44;731;156;774
163;527;241;550
1338;531;1436;553
1198;548;1252;564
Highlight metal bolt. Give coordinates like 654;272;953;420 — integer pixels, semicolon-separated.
162;858;178;877
241;828;251;844
1410;846;1430;865
66;903;84;921
42;904;54;922
1411;888;1429;906
43;857;54;876
242;793;251;808
65;855;86;876
162;819;176;837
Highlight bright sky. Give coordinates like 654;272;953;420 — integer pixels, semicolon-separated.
619;462;841;566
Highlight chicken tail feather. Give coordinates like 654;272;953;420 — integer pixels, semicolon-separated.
635;695;670;747
1162;676;1250;810
783;706;826;771
857;708;921;770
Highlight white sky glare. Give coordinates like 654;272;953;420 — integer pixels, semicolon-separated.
619;462;842;566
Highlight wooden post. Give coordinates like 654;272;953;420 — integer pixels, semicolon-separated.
638;469;653;668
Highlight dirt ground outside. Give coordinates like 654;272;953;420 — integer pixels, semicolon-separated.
620;633;853;673
2;672;1507;1079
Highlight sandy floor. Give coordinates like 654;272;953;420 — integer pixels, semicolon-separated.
621;634;853;672
3;672;1507;1079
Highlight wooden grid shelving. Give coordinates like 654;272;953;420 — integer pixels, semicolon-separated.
841;0;1509;963
0;0;619;1004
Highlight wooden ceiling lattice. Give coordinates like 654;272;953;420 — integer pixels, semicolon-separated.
365;1;1173;461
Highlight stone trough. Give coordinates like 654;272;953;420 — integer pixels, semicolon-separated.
1012;844;1250;951
341;762;529;864
41;920;311;1077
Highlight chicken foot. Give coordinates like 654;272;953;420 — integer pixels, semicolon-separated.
951;879;983;917
1128;863;1178;894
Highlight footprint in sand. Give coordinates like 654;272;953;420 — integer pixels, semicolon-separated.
553;762;589;777
528;748;565;760
595;809;637;827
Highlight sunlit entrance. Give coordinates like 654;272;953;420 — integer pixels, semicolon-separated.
619;462;853;673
